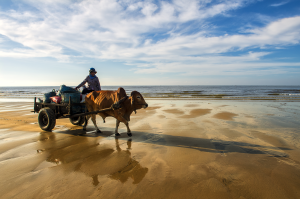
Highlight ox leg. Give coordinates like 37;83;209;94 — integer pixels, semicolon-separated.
91;114;101;133
83;115;91;131
125;121;132;137
115;120;121;136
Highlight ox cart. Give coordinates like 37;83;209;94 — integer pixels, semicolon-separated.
33;96;128;131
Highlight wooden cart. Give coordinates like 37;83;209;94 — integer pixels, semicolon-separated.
33;96;128;131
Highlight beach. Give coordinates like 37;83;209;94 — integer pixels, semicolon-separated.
0;99;300;199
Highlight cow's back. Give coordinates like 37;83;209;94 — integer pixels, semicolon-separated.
85;91;118;109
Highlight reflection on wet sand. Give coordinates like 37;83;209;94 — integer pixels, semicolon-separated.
108;139;148;185
38;132;148;186
1;100;300;199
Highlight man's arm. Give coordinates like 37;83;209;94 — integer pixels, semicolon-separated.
76;76;88;89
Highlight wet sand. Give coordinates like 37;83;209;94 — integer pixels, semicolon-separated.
1;100;300;199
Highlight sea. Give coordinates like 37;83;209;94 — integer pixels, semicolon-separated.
0;85;300;102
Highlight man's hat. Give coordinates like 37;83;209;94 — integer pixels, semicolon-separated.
89;68;97;73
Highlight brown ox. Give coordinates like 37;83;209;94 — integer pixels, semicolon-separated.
83;87;148;136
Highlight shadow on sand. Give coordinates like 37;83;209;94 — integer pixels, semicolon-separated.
52;127;291;158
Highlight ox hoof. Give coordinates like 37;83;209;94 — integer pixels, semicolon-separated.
127;132;132;137
96;130;102;133
115;133;121;136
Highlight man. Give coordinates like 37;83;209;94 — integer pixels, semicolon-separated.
76;68;101;94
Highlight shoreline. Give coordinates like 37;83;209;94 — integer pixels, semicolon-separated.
1;85;299;102
1;96;300;103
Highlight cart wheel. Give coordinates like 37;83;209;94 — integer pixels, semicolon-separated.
38;108;56;131
69;116;85;126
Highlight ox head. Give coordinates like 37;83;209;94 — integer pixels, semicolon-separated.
130;91;148;114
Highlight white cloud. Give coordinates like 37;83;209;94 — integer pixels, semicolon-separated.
131;50;300;76
0;0;246;60
0;0;299;76
270;1;290;7
134;61;300;75
96;15;300;61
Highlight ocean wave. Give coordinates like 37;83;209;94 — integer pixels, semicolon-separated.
1;86;300;102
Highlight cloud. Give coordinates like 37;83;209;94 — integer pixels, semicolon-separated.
270;1;290;7
0;0;246;59
0;0;299;76
97;15;300;60
134;60;300;76
132;51;300;76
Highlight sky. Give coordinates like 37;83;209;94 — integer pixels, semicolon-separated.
0;0;300;86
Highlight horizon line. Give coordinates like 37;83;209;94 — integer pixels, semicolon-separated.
1;85;300;87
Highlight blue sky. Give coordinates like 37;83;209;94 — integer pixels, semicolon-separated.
0;0;299;86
